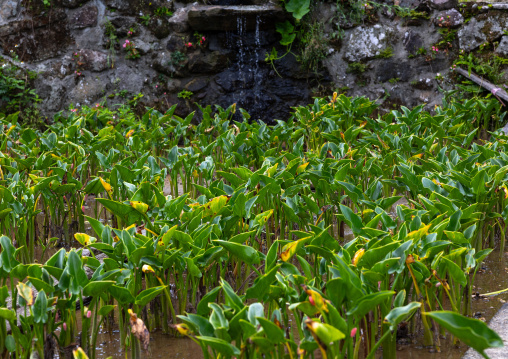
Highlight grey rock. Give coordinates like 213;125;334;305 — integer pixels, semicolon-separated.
496;36;508;58
184;77;209;92
399;0;426;8
149;17;170;39
410;77;434;90
429;0;457;10
433;9;463;28
0;0;19;26
376;60;413;83
70;5;98;29
69;78;106;106
458;12;508;52
187;51;231;73
113;64;146;95
37;82;67;112
187;5;286;32
344;25;393;62
110;16;134;29
0;9;72;62
403;30;424;55
135;39;152;55
168;7;190;33
78;49;108;72
103;0;130;12
215;70;253;93
57;0;90;9
153;51;186;77
74;25;104;49
322;52;348;84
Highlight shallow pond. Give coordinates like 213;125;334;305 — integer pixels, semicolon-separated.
84;249;508;359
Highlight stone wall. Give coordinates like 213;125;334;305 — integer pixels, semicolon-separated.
319;0;508;111
0;0;507;121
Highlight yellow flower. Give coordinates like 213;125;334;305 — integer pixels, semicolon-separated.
142;265;155;274
352;248;365;266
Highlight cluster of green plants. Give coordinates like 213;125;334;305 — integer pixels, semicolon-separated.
0;58;43;129
376;47;394;59
168;51;187;72
453;51;508;93
103;19;118;69
0;92;507;358
154;7;173;18
346;62;368;75
177;89;193;99
269;0;430;73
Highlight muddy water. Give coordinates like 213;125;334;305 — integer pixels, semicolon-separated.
394;249;508;359
94;331;200;359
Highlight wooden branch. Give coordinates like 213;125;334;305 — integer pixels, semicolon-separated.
455;67;508;104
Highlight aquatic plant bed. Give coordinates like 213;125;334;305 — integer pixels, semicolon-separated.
0;94;507;359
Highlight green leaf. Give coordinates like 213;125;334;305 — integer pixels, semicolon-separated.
426;311;503;356
178;314;215;337
276;21;296;46
0;236;19;272
195;336;241;356
108;285;135;305
441;257;467;286
257;317;285;344
83;281;115;297
27;277;54;294
214;240;260;265
385;302;421;331
285;0;310;20
135;286;165;307
197;287;221;317
220;279;244;312
98;305;116;317
245;264;281;300
0;308;16;322
347;291;395;319
339;204;363;235
306;320;345;344
208;303;229;330
5;335;15;352
33;290;48;324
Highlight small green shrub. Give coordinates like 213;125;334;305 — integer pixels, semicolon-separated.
300;22;329;72
168;51;186;73
154;7;173;17
177;90;193;99
376;46;394;59
0;58;43;128
346;62;368;74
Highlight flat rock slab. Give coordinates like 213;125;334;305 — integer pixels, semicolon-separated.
463;303;508;359
187;5;286;31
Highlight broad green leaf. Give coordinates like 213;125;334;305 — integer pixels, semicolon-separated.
385;302;421;331
135;286;165;307
214;240;260;265
195;336;240;356
426;311;503;356
83;281;115;297
347;291;395;319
